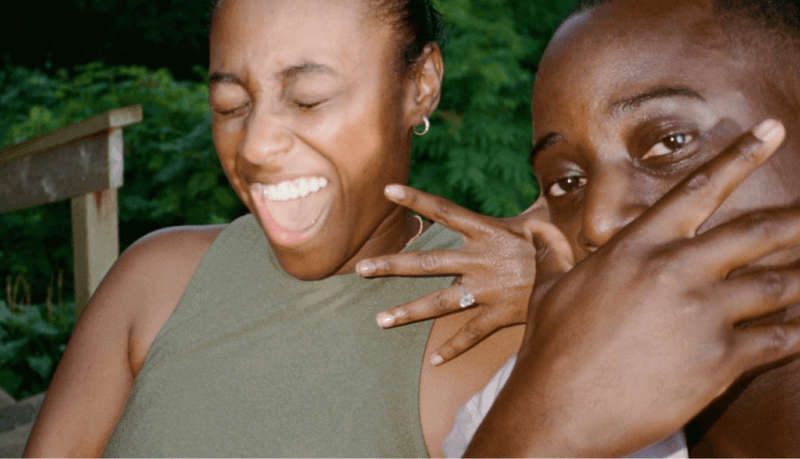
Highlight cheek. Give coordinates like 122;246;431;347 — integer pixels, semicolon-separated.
212;119;249;200
698;165;794;234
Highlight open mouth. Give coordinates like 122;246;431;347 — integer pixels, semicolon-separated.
251;177;333;244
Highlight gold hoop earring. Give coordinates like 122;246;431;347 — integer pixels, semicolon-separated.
413;116;430;136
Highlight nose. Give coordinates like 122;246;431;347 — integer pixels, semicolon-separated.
239;105;294;165
578;165;648;251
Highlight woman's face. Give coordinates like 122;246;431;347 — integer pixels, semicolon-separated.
209;0;421;280
531;0;800;268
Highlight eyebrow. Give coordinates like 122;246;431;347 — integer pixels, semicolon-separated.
278;63;337;80
607;86;705;117
208;63;337;87
530;132;564;164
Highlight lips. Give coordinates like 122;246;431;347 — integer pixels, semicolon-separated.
251;176;333;244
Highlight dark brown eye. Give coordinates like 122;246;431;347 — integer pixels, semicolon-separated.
642;132;694;160
547;175;587;197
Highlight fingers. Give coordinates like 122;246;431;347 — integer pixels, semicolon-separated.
375;284;463;328
530;228;574;277
431;314;506;365
384;184;488;237
690;207;800;277
525;218;575;271
638;119;786;240
716;268;800;323
520;194;549;217
732;319;800;374
356;250;477;278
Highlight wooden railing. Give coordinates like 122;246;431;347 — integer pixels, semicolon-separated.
0;105;143;317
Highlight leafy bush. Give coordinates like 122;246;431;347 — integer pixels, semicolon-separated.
0;275;75;399
0;63;247;303
410;0;574;216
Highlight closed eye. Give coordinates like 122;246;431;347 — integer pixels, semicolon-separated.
294;100;324;110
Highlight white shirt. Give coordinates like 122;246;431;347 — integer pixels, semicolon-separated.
443;355;688;458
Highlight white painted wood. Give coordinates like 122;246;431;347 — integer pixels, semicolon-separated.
71;188;119;318
0;129;124;213
0;105;141;168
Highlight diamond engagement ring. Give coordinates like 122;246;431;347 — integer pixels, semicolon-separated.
459;283;475;308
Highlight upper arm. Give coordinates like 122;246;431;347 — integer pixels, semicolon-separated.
23;225;223;457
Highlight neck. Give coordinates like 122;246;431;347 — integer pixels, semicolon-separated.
333;209;423;276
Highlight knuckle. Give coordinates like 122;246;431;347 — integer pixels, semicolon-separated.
738;210;778;238
681;170;712;196
461;322;485;342
755;271;786;300
731;137;763;167
416;253;439;273
763;325;790;355
434;200;453;220
374;258;392;274
432;290;451;313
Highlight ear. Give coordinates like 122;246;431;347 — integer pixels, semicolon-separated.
404;43;444;129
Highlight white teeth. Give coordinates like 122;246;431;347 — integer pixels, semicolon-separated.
256;177;329;202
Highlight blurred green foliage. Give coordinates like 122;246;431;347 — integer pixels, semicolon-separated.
0;64;247;303
413;0;574;216
0;273;76;399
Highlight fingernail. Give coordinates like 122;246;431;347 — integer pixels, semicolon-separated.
752;119;781;143
376;313;395;328
385;184;405;200
356;261;375;276
430;354;444;366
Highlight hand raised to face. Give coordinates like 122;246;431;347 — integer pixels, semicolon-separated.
467;119;800;457
356;185;573;365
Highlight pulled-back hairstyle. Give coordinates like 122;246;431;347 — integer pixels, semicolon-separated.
209;0;445;77
369;0;446;76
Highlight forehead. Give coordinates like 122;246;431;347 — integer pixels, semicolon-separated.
210;0;386;75
533;0;746;117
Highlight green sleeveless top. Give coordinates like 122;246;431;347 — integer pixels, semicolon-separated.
103;215;462;457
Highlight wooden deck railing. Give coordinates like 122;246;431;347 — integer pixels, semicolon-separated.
0;105;143;317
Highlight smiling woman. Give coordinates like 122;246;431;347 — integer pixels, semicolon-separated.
208;0;429;279
19;0;530;457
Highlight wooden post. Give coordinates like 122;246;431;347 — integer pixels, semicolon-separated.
0;106;140;317
71;188;119;317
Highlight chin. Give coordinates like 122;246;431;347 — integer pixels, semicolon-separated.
273;246;347;281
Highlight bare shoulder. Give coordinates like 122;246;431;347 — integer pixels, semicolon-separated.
24;224;226;457
120;224;228;374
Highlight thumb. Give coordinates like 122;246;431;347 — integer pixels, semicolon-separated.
525;222;574;335
527;219;575;276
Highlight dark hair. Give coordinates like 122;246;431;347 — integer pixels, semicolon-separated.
569;0;800;54
208;0;446;77
368;0;446;75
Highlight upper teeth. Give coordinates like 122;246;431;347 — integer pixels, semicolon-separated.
257;177;329;201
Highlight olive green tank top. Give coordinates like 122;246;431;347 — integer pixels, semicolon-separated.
103;215;462;457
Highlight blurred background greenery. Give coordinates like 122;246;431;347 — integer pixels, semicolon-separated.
0;0;570;397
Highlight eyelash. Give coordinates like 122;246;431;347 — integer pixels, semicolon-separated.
213;103;250;117
293;100;323;111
